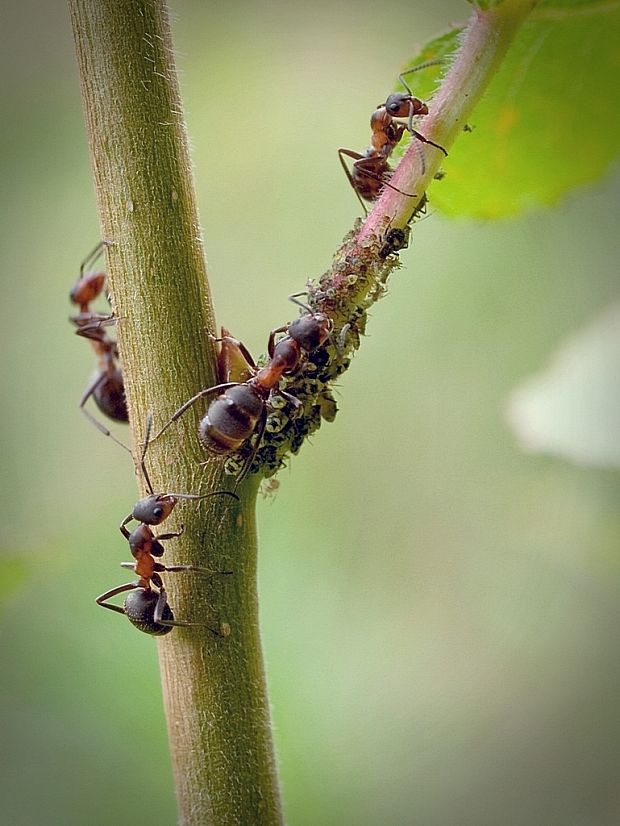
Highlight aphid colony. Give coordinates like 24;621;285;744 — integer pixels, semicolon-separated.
72;64;442;635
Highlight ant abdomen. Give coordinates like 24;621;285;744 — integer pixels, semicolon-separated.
199;384;264;454
124;588;174;636
92;368;128;422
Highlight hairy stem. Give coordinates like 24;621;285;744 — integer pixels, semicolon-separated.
68;1;282;823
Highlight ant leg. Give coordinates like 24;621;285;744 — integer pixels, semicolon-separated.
119;514;134;538
152;383;239;441
151;577;231;635
277;389;303;411
215;333;257;372
150;576;215;630
354;158;417;199
408;125;447;156
73;312;116;336
154;528;184;541
96;581;139;614
267;325;288;358
79;373;131;455
338;148;369;214
233;408;268;491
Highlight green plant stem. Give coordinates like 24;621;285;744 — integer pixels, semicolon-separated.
68;1;282;824
359;0;540;244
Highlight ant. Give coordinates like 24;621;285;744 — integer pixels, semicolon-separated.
338;107;413;213
153;297;333;482
339;62;447;212
96;414;237;635
69;242;128;443
69;240;115;331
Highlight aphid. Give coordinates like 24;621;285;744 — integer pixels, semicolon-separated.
96;414;237;635
154;298;333;482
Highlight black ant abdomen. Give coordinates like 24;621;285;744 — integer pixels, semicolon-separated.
199;384;265;455
92;366;128;422
124;588;174;636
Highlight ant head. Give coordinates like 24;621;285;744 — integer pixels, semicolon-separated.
132;493;177;525
383;93;411;117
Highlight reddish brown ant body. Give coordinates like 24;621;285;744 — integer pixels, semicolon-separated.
69;241;115;331
339;62;447;212
338;107;410;212
69;243;128;441
96;415;237;635
154;298;333;481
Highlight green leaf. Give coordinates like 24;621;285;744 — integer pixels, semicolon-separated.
401;3;620;218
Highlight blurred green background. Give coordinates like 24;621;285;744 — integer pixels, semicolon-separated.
1;1;619;824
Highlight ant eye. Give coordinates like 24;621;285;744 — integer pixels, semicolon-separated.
153;506;163;518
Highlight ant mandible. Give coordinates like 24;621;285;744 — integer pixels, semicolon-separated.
96;414;237;635
153;297;333;483
69;242;128;445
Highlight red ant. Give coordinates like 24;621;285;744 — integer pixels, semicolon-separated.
338;108;412;213
339;62;446;212
153;297;333;482
96;414;237;635
69;242;128;444
69;241;115;331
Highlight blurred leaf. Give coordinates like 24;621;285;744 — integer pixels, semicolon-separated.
506;304;620;468
0;557;29;607
400;2;620;217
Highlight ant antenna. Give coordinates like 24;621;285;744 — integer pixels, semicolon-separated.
139;411;156;495
140;410;238;503
288;292;314;315
398;59;444;95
